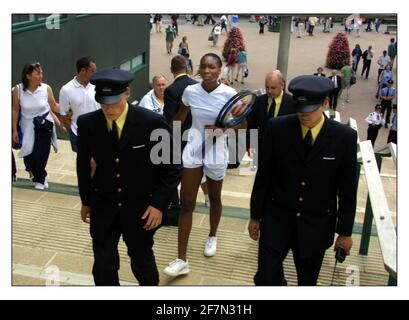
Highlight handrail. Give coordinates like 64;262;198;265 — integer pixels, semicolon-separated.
359;140;397;278
375;143;397;167
348;117;360;143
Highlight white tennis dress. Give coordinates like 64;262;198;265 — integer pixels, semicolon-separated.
181;82;236;180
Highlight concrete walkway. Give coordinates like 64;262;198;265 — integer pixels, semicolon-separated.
12;140;394;286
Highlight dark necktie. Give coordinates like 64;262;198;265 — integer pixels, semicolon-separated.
267;98;276;118
111;120;119;147
303;129;313;156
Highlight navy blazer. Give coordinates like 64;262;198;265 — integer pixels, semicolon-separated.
77;105;182;214
250;115;358;258
163;74;197;132
328;75;342;92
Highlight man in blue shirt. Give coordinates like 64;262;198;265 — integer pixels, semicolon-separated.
380;80;396;128
387;104;397;144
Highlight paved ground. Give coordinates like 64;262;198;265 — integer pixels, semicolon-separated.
11;15;396;286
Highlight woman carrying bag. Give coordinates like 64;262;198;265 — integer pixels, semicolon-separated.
12;62;63;189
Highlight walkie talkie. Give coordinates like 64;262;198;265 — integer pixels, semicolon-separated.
330;247;347;285
335;247;346;263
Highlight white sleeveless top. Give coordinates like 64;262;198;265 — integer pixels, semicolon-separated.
16;83;58;157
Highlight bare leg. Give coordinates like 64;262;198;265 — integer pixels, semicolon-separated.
206;177;224;236
200;181;208;195
178;167;203;261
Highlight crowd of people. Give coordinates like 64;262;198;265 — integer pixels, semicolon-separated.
12;14;397;286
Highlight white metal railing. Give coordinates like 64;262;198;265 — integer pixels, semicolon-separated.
358;140;397;278
375;143;397;167
347;117;396;281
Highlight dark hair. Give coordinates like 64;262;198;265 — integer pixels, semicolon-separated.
392;103;397;109
21;61;41;90
200;53;222;68
390;38;395;43
76;56;95;73
375;104;382;109
171;55;188;73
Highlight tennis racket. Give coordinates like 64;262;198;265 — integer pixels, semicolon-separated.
197;90;257;158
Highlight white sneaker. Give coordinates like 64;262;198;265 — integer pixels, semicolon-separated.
44;176;49;189
34;183;45;190
204;236;217;257
163;258;189;277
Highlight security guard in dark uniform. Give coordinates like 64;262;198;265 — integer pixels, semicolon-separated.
249;75;358;285
76;69;181;285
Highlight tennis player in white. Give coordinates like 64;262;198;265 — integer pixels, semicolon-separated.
164;53;244;277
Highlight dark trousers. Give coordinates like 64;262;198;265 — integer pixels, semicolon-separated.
91;200;159;286
254;226;325;286
169;188;181;208
172;22;178;36
12;152;17;178
377;68;384;82
361;60;371;79
23;128;52;184
328;89;340;110
352;57;361;72
69;129;78;153
381;100;392;125
204;15;216;24
387;130;397;144
169;140;186;208
367;125;381;146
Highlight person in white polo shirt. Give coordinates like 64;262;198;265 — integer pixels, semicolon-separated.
377;50;391;83
164;53;242;277
59;57;99;152
139;75;167;114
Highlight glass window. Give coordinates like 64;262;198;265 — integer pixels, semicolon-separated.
12;14;33;24
131;54;144;69
36;14;53;20
120;61;131;71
